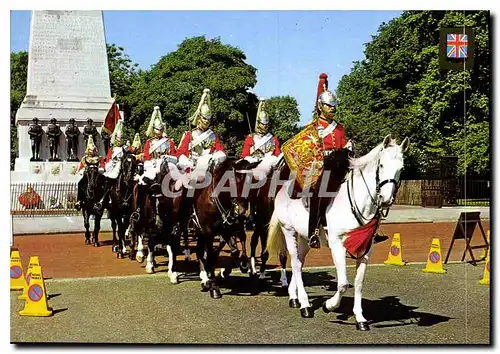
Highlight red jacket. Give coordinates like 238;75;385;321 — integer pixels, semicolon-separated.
176;131;225;159
240;135;281;158
317;118;348;151
143;138;177;161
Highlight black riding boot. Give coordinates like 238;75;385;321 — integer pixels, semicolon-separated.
307;195;321;249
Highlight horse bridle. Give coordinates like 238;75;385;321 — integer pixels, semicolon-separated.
348;161;401;226
85;164;99;200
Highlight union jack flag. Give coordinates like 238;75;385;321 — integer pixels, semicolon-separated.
447;34;468;59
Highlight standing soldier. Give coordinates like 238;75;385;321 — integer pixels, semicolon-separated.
65;118;80;161
46;116;62;161
176;88;226;181
28;117;43;161
83;118;99;148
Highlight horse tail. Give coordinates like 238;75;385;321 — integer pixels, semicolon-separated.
266;210;286;257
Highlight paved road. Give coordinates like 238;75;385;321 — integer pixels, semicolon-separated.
11;205;490;235
10;263;490;344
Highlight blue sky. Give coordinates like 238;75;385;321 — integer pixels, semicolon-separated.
10;10;401;125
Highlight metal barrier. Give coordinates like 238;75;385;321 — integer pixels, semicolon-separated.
10;181;80;217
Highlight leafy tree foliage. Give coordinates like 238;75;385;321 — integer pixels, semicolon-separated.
337;10;490;178
127;36;259;156
10;51;28;170
263;96;301;142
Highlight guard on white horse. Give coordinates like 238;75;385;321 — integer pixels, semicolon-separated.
176;88;227;184
267;134;409;330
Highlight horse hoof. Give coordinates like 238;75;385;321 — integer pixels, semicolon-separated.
356;321;370;331
85;239;90;245
300;307;314;318
136;255;144;263
239;263;249;274
322;302;332;313
112;245;118;253
201;283;211;292
169;274;179;284
210;288;222;299
94;242;100;247
146;267;154;274
289;299;300;308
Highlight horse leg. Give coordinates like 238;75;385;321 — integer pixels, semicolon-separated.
93;214;101;247
116;216;125;259
258;230;270;280
145;232;155;274
166;243;179;284
218;233;239;280
279;251;289;288
283;228;313;318
83;210;91;245
136;234;145;263
238;226;249;274
197;234;211;292
206;235;221;299
111;214;118;253
323;236;349;313
352;245;374;331
249;230;259;277
182;224;192;262
128;219;137;260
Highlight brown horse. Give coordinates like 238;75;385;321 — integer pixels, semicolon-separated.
233;159;289;287
190;157;247;299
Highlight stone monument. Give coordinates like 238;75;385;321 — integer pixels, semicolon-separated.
13;10;114;182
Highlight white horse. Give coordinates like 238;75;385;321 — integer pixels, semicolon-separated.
266;135;409;330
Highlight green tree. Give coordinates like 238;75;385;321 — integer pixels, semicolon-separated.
126;36;258;155
337;10;490;178
263;96;301;143
10;51;28;170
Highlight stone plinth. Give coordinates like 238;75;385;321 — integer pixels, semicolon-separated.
13;10;113;182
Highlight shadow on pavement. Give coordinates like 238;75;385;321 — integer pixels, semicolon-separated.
327;295;451;328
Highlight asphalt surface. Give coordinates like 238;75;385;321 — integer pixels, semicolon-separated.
11;263;490;344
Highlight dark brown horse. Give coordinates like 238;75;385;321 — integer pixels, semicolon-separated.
190;157;247;299
78;162;106;247
107;151;138;258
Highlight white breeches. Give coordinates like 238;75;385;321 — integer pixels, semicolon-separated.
104;159;121;179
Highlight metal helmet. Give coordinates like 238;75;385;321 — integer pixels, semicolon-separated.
190;88;212;131
316;73;337;120
86;135;98;155
255;97;269;135
131;133;142;151
110;118;125;147
146;106;165;138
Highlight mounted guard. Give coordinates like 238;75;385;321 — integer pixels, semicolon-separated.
74;135;105;211
176;88;226;183
282;73;353;248
131;133;145;178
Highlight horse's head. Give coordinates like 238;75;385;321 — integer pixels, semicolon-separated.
376;134;409;207
121;152;137;183
85;162;100;198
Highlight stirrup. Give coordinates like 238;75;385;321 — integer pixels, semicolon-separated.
308;230;321;249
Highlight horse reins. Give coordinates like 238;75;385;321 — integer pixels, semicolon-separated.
346;158;400;259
